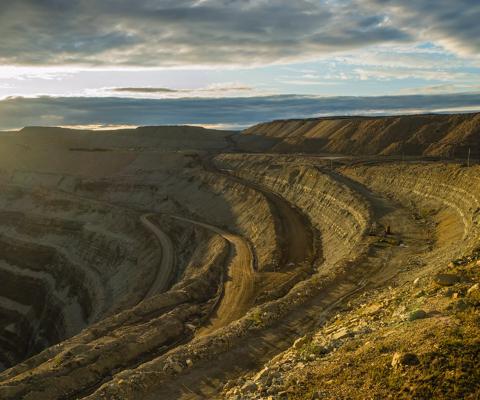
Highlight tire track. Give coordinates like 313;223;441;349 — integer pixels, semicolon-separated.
140;214;176;298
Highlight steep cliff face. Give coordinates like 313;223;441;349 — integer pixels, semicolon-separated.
73;169;280;272
241;113;480;157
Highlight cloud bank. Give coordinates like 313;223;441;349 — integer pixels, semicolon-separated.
1;1;478;68
1;94;479;131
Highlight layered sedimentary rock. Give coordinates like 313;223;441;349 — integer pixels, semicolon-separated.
342;163;480;259
216;154;372;267
241;112;480;157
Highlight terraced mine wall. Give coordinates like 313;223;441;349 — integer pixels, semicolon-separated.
216;155;372;268
74;169;279;272
241;112;480;157
0;217;231;400
342;163;480;259
64;158;376;399
199;171;279;271
0;185;165;369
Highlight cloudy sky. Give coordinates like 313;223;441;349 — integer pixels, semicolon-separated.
1;0;479;129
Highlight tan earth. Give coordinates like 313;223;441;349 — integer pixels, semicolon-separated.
0;114;479;399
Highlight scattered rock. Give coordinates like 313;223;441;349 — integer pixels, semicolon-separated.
241;380;257;393
443;287;456;297
254;366;270;382
467;283;479;297
223;380;236;391
434;273;460;287
450;299;468;311
414;290;426;298
331;327;352;340
293;335;309;349
185;359;193;368
408;309;427;321
413;277;421;287
163;361;183;374
391;352;420;369
360;302;383;316
185;323;196;331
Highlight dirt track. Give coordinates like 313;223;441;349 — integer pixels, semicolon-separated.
205;156;317;271
171;215;255;335
140;214;176;298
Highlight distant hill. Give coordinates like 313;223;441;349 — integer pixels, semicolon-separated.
0;125;232;176
17;125;232;150
239;112;480;158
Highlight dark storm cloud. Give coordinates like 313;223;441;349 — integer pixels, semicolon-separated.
361;0;480;54
1;94;479;130
0;0;412;66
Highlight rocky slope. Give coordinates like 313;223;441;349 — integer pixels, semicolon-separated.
241;113;480;158
222;250;480;400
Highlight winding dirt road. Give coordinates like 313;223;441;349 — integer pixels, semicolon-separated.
140;214;176;298
204;157;317;271
170;215;255;335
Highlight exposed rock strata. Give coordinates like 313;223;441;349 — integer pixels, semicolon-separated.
241;113;480;157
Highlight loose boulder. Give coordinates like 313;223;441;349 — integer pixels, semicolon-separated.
467;283;479;297
391;352;420;369
434;274;460;287
408;310;427;321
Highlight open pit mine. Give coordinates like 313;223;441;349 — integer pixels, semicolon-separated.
0;113;479;399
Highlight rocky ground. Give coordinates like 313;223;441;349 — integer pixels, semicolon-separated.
222;251;480;400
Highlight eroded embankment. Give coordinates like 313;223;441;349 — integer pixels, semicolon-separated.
197;171;280;272
74;166;280;273
219;162;480;400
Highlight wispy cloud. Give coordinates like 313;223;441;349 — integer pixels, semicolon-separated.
1;1;478;69
399;83;480;95
113;87;177;94
110;83;255;98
